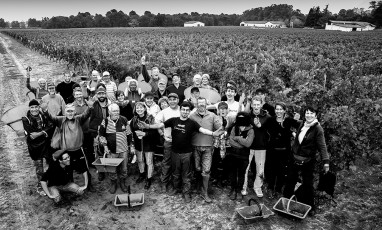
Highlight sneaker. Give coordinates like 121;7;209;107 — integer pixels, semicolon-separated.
37;186;46;196
241;189;247;196
254;188;263;198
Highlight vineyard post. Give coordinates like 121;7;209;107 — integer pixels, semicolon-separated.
254;63;257;74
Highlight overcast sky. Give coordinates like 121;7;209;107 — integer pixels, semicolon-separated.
0;0;372;22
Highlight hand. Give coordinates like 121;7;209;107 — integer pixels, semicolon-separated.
138;121;149;129
323;164;329;173
239;93;246;104
293;113;301;120
40;101;49;111
78;186;87;193
141;56;146;65
30;132;40;140
104;147;110;156
85;97;95;108
212;127;224;137
254;117;261;127
130;147;135;155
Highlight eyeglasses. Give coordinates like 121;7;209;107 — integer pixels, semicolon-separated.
62;156;70;161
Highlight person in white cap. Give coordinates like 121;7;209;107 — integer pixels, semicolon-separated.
101;71;117;102
41;80;66;116
87;70;101;98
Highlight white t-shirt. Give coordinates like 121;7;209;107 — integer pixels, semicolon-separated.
155;106;180;142
215;100;243;116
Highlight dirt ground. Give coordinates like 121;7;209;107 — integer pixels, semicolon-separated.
0;32;381;230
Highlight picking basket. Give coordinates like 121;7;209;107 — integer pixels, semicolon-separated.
236;199;274;224
92;152;124;173
273;195;311;219
114;193;145;211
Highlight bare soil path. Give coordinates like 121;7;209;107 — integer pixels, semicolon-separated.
0;32;381;230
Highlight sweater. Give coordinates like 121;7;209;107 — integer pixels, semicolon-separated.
228;125;254;159
189;110;221;147
41;94;66;116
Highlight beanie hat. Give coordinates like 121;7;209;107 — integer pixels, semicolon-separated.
28;99;40;107
236;112;251;127
53;149;66;160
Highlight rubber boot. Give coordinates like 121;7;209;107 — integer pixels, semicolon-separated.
120;178;128;193
201;175;212;203
144;178;152;190
109;180;117;194
87;171;96;192
136;172;145;184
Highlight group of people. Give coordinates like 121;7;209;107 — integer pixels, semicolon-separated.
22;58;330;215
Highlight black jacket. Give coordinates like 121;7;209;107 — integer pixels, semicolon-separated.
88;100;109;137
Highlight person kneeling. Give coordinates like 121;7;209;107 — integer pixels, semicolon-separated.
40;151;85;204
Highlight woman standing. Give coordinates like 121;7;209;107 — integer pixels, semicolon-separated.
265;102;300;195
283;105;330;215
130;102;157;189
115;90;133;121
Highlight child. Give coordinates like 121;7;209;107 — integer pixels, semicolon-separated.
228;112;254;201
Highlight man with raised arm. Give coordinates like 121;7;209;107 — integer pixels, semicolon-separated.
141;56;161;93
139;101;223;203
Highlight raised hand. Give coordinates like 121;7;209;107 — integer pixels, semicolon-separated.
141;56;146;65
85;97;95;108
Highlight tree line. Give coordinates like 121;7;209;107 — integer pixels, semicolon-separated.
0;2;381;29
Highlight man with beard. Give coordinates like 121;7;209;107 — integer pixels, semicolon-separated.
139;101;223;203
154;93;180;193
56;72;76;104
22;99;54;196
189;97;222;203
41;81;66;116
141;56;162;93
88;84;110;181
41;100;95;193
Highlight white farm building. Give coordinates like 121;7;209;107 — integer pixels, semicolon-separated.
325;20;375;32
184;21;205;27
240;21;286;28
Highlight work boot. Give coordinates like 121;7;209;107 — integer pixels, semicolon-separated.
98;172;105;181
144;178;152;190
201;175;212;203
87;171;96;192
120;178;128;193
136;173;145;184
109;180;118;194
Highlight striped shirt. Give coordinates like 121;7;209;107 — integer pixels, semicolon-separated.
102;81;117;102
99;116;132;154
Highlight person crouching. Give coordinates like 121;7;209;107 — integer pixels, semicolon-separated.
228;112;254;201
40;151;84;204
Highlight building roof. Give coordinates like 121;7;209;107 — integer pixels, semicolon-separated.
267;21;286;25
241;21;267;24
333;23;363;28
184;21;204;24
329;20;375;27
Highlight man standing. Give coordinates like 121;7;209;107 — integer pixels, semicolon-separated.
215;85;243;116
56;72;76;104
189;98;222;203
98;103;132;194
22;99;54;196
41;151;85;204
141;56;162;93
140;102;223;203
153;79;169;103
166;74;186;104
41;81;66;116
88;84;110;181
101;71;117;102
154;93;180;192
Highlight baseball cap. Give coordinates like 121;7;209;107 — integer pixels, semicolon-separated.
102;71;110;76
168;93;179;99
144;92;154;98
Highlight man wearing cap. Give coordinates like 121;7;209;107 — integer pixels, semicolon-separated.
41;80;66;116
40;151;85;204
41;99;95;192
87;70;101;98
144;92;161;117
56;72;76;104
189;97;222;203
26;71;48;100
166;74;186;105
101;71;117;102
22;99;54;196
89;84;110;181
141;56;162;93
154;93;180;193
153;79;169;104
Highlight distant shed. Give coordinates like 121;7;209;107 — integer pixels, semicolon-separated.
184;21;205;27
240;21;286;28
325;20;375;32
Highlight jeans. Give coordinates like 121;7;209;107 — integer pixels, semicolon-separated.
34;158;44;182
284;160;315;208
161;141;172;184
193;146;214;176
172;152;192;195
49;182;83;203
136;151;154;179
109;151;128;180
252;149;266;190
